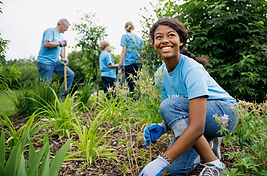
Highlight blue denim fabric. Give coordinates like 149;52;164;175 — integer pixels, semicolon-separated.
37;61;74;100
159;97;238;175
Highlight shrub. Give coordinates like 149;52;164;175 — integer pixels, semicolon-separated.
140;0;267;102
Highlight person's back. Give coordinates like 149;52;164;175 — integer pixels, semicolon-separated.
121;32;143;66
118;21;143;94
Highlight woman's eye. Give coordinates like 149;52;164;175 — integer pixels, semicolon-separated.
155;36;162;40
168;33;175;37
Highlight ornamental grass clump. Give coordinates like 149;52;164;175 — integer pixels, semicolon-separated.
0;130;71;176
66;112;117;170
38;88;82;137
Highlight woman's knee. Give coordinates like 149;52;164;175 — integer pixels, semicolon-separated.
160;97;189;127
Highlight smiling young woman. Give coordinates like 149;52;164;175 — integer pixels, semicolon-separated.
153;25;183;72
139;17;239;176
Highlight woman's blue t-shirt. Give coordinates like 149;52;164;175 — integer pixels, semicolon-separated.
120;32;143;66
155;54;236;104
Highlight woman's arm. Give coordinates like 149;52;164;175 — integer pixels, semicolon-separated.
164;96;207;161
119;46;127;65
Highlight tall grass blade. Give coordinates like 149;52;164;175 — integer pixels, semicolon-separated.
0;132;5;169
5;130;29;176
49;139;71;176
17;154;27;176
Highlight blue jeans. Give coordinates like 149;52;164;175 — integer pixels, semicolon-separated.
160;97;238;176
37;61;74;100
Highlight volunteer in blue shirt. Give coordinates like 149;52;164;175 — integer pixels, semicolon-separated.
140;17;238;176
37;18;74;101
118;21;143;94
99;40;118;98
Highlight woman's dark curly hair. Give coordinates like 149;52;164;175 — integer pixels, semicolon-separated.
150;17;209;68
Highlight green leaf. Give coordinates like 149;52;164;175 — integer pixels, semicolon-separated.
49;139;71;176
5;130;28;176
28;140;48;176
0;132;5;169
17;154;27;176
28;143;36;171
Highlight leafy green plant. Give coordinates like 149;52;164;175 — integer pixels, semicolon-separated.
77;78;96;110
0;112;42;150
128;69;162;123
66;113;117;169
0;1;9;64
39;88;82;137
9;81;60;117
0;63;21;91
140;0;267;102
0;130;71;176
95;91;126;124
73;12;107;88
223;101;267;175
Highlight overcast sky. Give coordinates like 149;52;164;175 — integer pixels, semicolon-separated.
0;0;158;60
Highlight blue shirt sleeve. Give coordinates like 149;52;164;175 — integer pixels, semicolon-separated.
120;34;127;47
184;67;209;99
43;29;54;42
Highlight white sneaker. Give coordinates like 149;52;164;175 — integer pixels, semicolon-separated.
199;163;228;176
211;137;222;160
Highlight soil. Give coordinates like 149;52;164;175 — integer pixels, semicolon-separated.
11;112;237;176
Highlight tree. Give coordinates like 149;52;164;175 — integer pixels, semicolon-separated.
0;1;20;91
72;13;107;91
141;0;267;102
0;1;9;64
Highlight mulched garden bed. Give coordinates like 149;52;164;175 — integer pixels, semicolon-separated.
11;111;237;176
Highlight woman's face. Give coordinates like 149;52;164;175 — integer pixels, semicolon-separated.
153;25;183;60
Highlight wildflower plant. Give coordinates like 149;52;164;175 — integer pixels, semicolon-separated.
222;100;267;175
213;113;229;135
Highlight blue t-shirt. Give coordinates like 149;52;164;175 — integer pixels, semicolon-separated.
99;51;116;79
37;28;63;65
120;32;143;66
155;54;237;104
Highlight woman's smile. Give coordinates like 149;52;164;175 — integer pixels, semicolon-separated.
153;25;183;60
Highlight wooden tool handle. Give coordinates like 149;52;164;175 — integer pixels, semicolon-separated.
63;46;67;92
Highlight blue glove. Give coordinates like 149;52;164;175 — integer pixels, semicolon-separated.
139;155;170;176
143;122;167;146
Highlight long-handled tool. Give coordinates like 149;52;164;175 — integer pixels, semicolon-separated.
63;47;67;92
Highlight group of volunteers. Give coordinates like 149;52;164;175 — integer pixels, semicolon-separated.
36;17;238;176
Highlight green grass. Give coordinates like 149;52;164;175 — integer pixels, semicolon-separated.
0;92;15;116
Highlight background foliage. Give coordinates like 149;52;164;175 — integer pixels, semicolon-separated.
72;13;107;85
140;0;267;102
